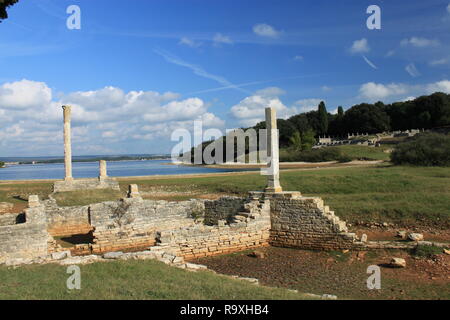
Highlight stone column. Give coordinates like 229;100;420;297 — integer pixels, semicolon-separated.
99;160;107;179
264;107;282;193
62;106;73;181
127;184;141;199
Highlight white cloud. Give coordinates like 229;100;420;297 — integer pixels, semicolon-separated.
447;3;450;14
254;87;286;97
350;38;370;54
426;80;450;94
293;99;322;113
0;79;225;155
252;23;281;38
386;50;396;57
358;79;450;102
178;37;201;48
321;86;331;92
429;58;449;66
293;55;303;61
213;33;233;45
359;82;408;100
405;63;421;77
0;79;52;109
230;88;323;127
400;37;440;48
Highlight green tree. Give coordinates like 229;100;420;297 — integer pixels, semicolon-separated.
337;106;344;117
0;161;5;168
317;101;328;135
0;0;19;22
288;131;302;151
300;129;316;150
343;103;390;133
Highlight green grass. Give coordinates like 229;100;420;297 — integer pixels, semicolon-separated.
413;244;445;258
1;165;449;226
52;189;123;207
331;145;392;161
0;259;312;300
280;145;392;162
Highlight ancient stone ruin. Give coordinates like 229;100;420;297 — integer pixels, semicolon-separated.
2;107;411;266
53;105;120;192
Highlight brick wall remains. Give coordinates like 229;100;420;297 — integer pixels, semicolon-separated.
0;204;48;263
89;198;204;253
253;191;360;250
44;198;92;236
159;197;271;260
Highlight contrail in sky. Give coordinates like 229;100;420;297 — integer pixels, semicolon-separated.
154;48;251;95
186;74;328;95
363;55;378;69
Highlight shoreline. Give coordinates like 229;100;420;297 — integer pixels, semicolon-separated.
0;161;385;184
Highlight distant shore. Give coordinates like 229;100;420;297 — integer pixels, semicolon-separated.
0;160;384;184
169;160;383;170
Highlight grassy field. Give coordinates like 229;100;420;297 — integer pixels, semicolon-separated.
331;145;392;161
0;259;312;300
1;165;449;226
279;145;393;162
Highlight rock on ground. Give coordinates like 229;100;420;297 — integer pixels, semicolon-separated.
408;233;424;241
389;257;406;268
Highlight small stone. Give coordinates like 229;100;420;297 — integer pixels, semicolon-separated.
185;263;208;270
360;234;368;243
51;251;71;260
444;249;450;255
389;257;406;268
396;231;407;239
321;294;338;300
408;233;424;241
103;251;124;259
249;250;265;259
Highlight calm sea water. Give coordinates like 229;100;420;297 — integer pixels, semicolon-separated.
0;160;247;181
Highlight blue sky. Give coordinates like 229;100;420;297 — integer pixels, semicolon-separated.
1;0;450;156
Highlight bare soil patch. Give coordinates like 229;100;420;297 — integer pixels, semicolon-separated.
194;247;450;300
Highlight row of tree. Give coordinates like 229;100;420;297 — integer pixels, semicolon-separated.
256;92;450;149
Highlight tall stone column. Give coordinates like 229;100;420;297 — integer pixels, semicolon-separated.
62;105;73;181
264;107;282;193
99;160;107;179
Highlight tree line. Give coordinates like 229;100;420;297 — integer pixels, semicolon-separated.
258;91;450;150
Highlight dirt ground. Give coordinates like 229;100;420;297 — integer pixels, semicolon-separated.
195;247;450;300
353;227;450;242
